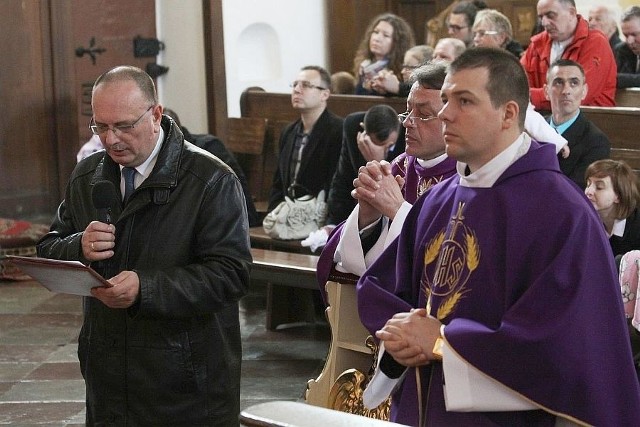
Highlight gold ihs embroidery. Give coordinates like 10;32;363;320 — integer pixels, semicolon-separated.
421;202;480;320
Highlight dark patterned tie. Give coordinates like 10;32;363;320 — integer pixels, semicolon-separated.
290;132;308;185
122;167;136;203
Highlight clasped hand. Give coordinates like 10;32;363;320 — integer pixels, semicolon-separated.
352;160;405;227
376;308;442;367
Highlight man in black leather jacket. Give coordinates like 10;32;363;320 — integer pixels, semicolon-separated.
37;66;251;426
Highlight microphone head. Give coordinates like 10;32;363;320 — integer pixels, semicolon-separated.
92;180;119;209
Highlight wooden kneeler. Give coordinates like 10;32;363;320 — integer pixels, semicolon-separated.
305;280;390;420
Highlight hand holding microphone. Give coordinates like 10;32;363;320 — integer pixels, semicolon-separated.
84;181;118;261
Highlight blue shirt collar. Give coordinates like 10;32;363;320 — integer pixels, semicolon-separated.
549;111;580;135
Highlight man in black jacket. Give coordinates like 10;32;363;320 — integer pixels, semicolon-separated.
267;65;343;212
326;105;405;226
37;66;251;426
616;6;640;88
544;59;610;188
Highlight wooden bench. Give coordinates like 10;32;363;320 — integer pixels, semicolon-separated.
582;106;640;175
237;90;407;206
616;88;640;108
249;226;312;254
305;280;382;415
250;247;317;288
236;90;640;205
250;247;321;331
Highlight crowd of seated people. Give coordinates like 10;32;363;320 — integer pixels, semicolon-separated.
254;0;637;246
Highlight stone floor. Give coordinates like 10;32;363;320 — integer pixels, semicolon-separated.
0;279;329;426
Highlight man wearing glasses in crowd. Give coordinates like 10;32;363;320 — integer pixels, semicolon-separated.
267;65;343;212
37;65;252;426
446;0;487;47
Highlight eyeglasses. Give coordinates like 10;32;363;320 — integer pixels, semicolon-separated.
398;112;438;125
473;30;500;37
447;24;468;32
90;106;154;136
402;64;420;70
290;80;328;91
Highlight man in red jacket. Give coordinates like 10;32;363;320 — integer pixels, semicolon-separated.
521;0;616;111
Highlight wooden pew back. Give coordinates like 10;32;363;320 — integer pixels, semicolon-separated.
235;89;640;207
237;90;407;207
582;106;640;175
616;88;640;108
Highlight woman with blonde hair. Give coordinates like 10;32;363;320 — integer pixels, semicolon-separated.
352;13;415;95
472;9;524;58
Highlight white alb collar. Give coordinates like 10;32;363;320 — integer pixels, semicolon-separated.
458;133;531;188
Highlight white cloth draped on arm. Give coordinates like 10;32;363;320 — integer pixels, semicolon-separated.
333;201;413;276
524;102;567;154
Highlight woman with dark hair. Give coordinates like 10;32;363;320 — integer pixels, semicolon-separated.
585;159;640;256
352;13;415;95
586;159;640;381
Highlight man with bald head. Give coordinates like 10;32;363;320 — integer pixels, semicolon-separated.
521;0;616;110
433;37;466;62
38;65;251;426
588;5;621;50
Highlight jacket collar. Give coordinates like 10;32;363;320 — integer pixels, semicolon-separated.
91;116;183;187
90;116;184;212
531;15;590;62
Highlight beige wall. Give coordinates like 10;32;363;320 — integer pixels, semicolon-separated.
156;0;208;133
154;0;326;130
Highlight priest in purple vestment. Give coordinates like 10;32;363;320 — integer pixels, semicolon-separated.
316;62;457;299
358;47;640;426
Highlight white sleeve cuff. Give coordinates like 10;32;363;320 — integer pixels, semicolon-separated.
362;344;407;409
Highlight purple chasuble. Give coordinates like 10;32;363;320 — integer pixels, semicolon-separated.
316;155;457;302
357;142;640;426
